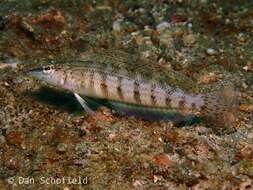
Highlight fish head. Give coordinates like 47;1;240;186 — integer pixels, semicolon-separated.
29;65;65;87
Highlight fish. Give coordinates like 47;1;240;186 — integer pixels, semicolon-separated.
29;62;238;128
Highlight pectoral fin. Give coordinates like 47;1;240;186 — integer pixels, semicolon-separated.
74;93;95;115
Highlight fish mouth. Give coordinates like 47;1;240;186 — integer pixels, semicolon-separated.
28;67;45;80
29;67;43;73
28;67;43;72
28;67;57;86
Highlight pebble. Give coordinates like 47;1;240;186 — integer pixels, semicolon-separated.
183;33;196;46
75;142;91;157
132;179;144;187
143;25;153;36
153;175;163;183
154;154;175;168
198;72;221;84
112;18;124;32
158;57;166;65
239;104;253;112
159;29;173;48
243;65;251;71
206;48;218;55
163;143;173;153
134;35;144;45
0;62;19;70
0;135;6;144
57;143;68;153
200;0;208;3
20;19;35;35
238;33;246;42
187;22;193;28
156;21;170;31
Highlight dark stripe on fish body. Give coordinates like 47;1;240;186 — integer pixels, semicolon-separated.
78;71;85;90
179;97;186;109
165;88;173;107
165;96;171;107
100;73;108;98
133;81;141;104
89;71;94;92
150;84;157;106
117;76;124;101
191;103;196;111
200;105;207;112
63;70;68;85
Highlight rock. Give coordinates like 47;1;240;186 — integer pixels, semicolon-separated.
57;143;67;153
154;154;175;168
78;123;88;137
238;159;253;177
0;135;6;144
173;28;184;38
243;61;252;71
132;179;144;187
0;58;20;70
33;10;65;25
239;104;253;112
183;33;196;46
133;35;144;45
153;175;163;183
163;143;173;153
75;142;91;157
140;50;157;60
192;180;212;190
112;18;124;32
6;131;24;146
187;22;193;28
143;25;153;36
238;32;246;43
156;21;170;31
170;15;186;24
240;144;253;159
20;19;35;35
113;18;137;33
8;47;25;57
206;48;218;55
200;0;208;3
198;72;222;84
132;8;155;28
159;29;173;48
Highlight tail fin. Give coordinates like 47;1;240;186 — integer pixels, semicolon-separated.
201;86;238;129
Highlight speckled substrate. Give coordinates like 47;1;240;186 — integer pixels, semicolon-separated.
0;1;253;190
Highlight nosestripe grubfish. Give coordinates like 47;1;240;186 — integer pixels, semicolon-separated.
29;63;238;128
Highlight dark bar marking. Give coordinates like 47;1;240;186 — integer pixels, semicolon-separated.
150;83;157;106
89;71;94;92
179;97;186;109
165;88;174;107
100;73;108;98
117;76;124;101
63;70;67;85
191;102;196;111
165;96;171;107
133;81;141;104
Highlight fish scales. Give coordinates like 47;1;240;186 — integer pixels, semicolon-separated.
36;65;204;112
30;64;238;128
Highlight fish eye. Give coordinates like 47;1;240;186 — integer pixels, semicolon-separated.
44;66;51;71
43;65;54;74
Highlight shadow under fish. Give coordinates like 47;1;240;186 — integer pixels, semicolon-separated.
27;86;201;127
25;87;84;113
106;101;202;126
